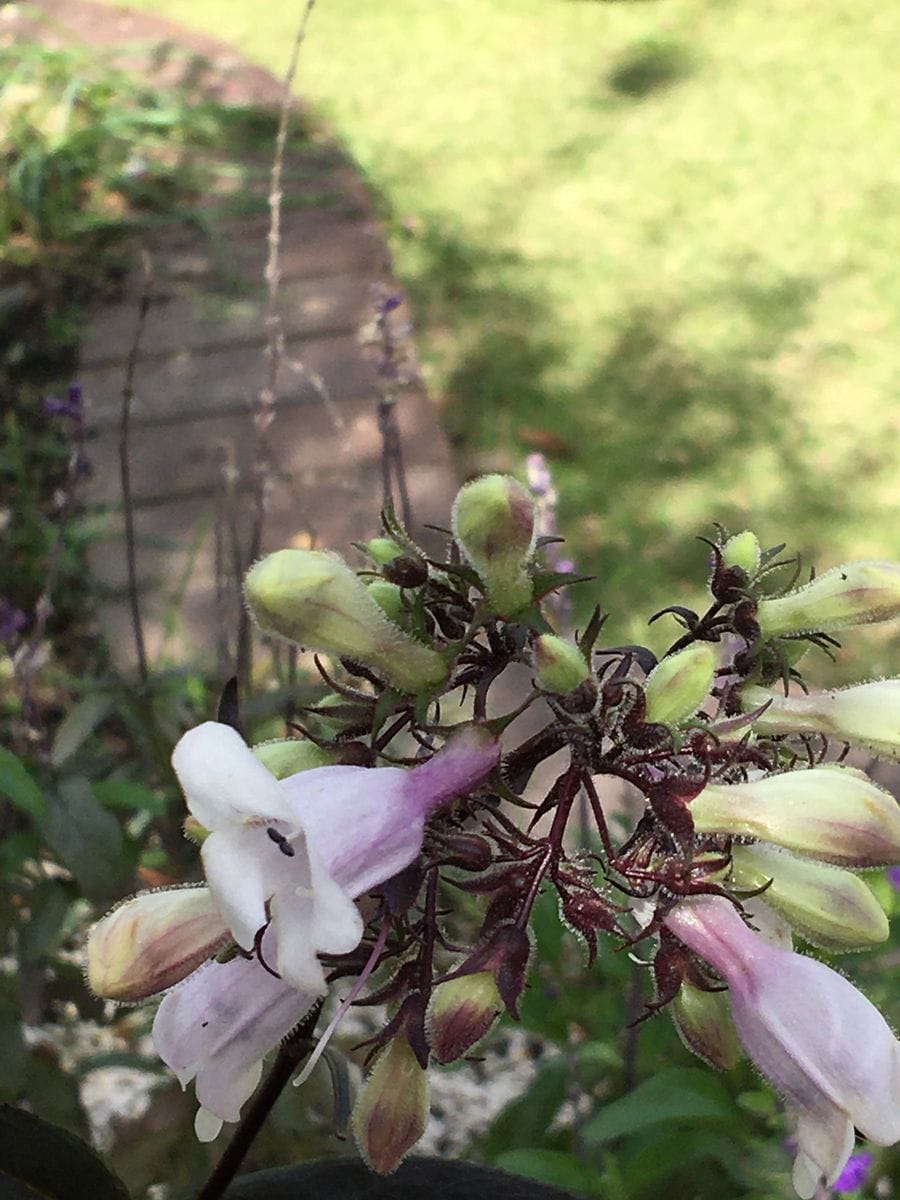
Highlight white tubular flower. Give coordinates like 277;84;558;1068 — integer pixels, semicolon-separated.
665;896;900;1198
743;679;900;760
151;720;499;1136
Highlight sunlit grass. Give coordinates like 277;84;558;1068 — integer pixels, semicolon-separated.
98;0;900;671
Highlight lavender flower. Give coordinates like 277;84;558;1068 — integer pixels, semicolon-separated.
832;1151;873;1193
0;598;27;644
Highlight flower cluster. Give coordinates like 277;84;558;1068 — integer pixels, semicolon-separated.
86;486;900;1191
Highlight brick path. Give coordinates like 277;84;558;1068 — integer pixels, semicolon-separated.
11;1;458;671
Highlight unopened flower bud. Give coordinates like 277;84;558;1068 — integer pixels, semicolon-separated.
183;815;210;844
366;538;428;588
87;888;229;1001
742;680;900;760
730;844;889;950
428;971;503;1064
252;737;336;778
643;644;716;726
451;474;536;616
690;765;900;867
244;549;447;693
352;1035;429;1174
722;531;761;576
448;923;532;1018
366;579;406;625
672;981;743;1071
757;561;900;638
533;634;590;694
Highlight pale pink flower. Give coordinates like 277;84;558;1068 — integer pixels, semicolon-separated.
665;896;900;1198
154;721;499;1138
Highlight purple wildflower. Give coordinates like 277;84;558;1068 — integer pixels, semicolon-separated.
887;866;900;892
44;383;84;421
832;1151;873;1192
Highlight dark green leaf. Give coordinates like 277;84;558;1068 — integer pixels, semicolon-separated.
0;998;28;1103
581;1067;739;1147
18;880;72;965
49;695;114;768
494;1149;604;1197
0;749;46;823
220;1156;582;1200
44;778;127;901
618;1126;746;1196
480;1056;570;1158
0;1105;129;1200
92;779;170;818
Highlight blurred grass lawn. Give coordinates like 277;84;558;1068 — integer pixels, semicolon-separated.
100;0;900;670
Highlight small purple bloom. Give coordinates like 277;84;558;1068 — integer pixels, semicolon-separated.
832;1151;873;1192
44;383;84;421
0;598;27;644
887;866;900;892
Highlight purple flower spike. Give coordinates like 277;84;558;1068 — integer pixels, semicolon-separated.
887;866;900;892
832;1151;873;1192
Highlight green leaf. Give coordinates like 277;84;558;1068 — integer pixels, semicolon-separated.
481;1056;571;1158
0;997;28;1103
92;778;170;817
495;1149;604;1197
0;748;46;822
50;695;114;768
581;1067;739;1147
44;778;127;901
0;1105;130;1200
18;881;73;965
618;1126;747;1197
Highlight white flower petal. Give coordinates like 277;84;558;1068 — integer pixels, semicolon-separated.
172;721;295;830
794;1106;855;1191
201;827;272;950
194;1107;224;1143
196;1057;264;1127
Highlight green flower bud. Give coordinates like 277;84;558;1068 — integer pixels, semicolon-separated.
690;764;900;867
244;549;447;694
367;537;406;565
366;579;406;626
352;1035;429;1175
643;644;717;726
672;981;743;1071
757;560;900;638
730;843;889;951
366;538;428;587
721;531;761;575
451;474;536;616
428;970;503;1064
533;634;590;694
742;679;900;760
252;738;336;778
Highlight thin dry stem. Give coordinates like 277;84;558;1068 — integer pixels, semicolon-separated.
119;250;153;684
236;0;318;691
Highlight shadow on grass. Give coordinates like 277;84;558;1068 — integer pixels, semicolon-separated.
606;38;697;99
390;216;870;639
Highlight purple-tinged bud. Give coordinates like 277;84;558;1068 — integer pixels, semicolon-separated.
690;765;900;868
643;644;717;726
730;844;888;950
244;549;447;693
672;981;743;1071
533;634;590;694
722;531;761;575
447;923;533;1018
757;561;900;638
86;887;229;1001
252;737;336;778
352;1034;429;1174
428;971;503;1064
742;680;900;760
436;832;494;872
451;474;536;616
